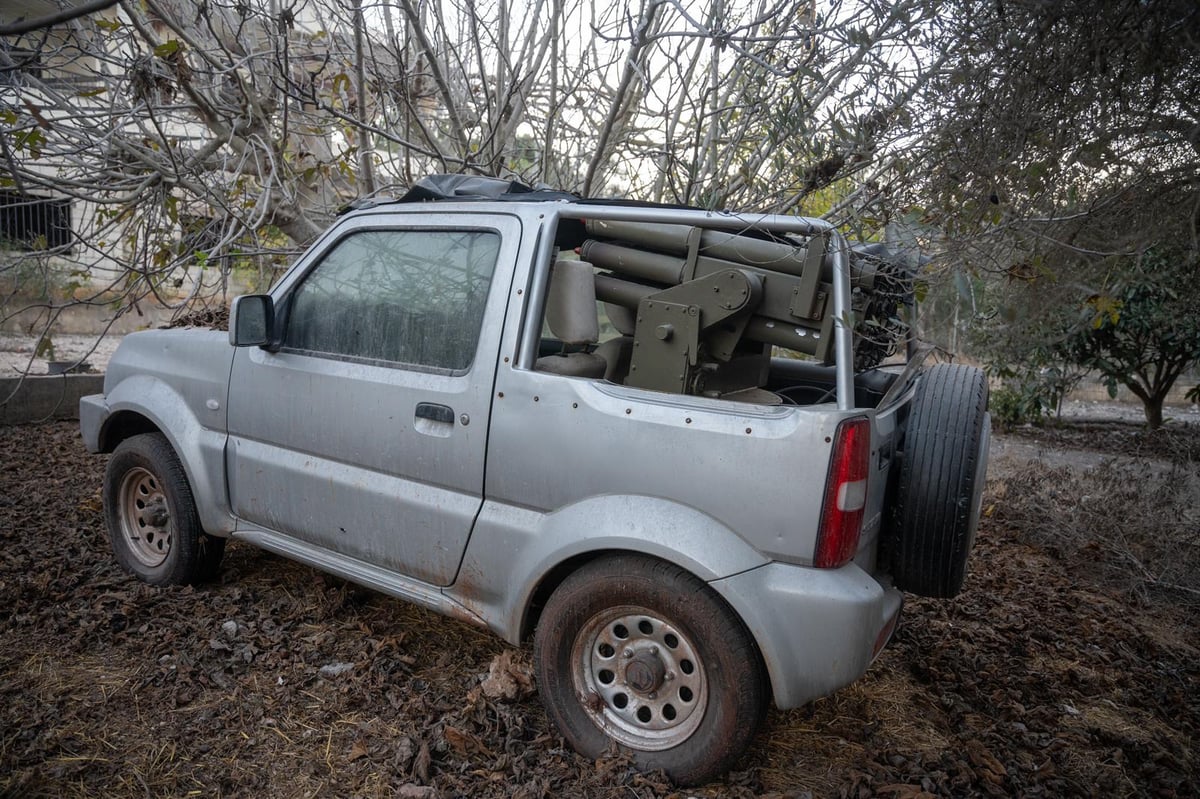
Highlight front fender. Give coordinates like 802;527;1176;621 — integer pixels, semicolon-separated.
444;494;770;644
101;374;234;536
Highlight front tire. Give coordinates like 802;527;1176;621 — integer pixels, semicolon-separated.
104;433;226;585
534;555;767;786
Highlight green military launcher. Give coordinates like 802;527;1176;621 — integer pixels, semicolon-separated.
573;218;908;398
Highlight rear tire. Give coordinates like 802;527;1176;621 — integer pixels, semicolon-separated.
534;555;767;786
104;433;226;586
888;363;990;598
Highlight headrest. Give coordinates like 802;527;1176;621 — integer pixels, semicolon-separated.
544;259;599;346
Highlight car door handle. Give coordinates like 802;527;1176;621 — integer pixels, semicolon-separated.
415;402;455;424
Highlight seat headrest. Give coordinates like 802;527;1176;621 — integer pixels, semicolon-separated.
544;259;599;346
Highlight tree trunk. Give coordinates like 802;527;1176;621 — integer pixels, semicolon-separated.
352;0;375;195
1143;394;1164;429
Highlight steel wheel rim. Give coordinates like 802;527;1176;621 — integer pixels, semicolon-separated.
571;605;709;751
118;466;173;568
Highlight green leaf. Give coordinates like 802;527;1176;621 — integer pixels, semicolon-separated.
15;129;44;158
154;40;181;58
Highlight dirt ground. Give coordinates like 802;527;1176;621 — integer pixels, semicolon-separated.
1;420;1197;798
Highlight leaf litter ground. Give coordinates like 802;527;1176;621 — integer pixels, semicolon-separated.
1;421;1196;798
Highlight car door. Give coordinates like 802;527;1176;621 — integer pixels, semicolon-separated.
225;212;520;586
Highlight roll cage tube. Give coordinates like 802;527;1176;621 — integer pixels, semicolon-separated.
519;206;856;411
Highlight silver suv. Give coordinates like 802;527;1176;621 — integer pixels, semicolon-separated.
81;175;990;785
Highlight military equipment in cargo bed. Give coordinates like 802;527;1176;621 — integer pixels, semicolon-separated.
574;218;913;398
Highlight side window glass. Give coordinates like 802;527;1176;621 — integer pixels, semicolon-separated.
283;229;501;371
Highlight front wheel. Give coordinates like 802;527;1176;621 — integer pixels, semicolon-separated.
534;555;767;786
103;433;225;585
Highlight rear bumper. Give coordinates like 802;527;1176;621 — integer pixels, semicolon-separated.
711;561;903;709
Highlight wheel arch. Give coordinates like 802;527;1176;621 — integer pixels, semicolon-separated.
449;495;771;646
520;548;769;674
99;375;235;536
98;409;162;453
520;549;607;642
512;538;763;646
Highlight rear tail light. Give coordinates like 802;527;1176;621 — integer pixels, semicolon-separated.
814;416;870;568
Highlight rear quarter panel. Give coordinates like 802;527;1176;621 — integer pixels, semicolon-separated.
484;371;850;566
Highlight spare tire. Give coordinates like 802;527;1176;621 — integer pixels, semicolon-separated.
888;363;990;598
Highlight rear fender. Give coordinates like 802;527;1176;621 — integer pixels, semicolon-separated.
445;494;770;644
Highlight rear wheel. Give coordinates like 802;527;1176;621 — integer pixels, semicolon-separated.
104;433;225;585
534;555;766;786
888;363;990;597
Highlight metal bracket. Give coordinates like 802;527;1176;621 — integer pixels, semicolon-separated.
791;233;826;319
625;269;763;393
682;225;703;283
